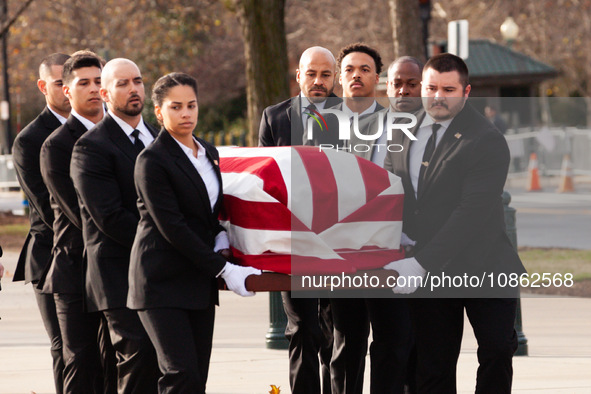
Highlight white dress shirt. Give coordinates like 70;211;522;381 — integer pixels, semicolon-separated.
408;116;453;198
48;107;67;125
171;136;229;251
172;136;220;211
108;110;154;147
70;108;99;131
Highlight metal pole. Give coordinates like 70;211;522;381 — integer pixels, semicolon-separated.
502;191;528;356
265;292;288;349
1;0;11;154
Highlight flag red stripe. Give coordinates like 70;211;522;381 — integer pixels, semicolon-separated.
356;156;391;202
339;194;404;223
221;195;291;230
295;146;339;234
220;156;288;205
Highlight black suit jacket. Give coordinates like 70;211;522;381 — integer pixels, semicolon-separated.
39;115;89;294
12;107;60;283
258;94;342;147
128;131;227;310
384;103;525;284
70;114;159;312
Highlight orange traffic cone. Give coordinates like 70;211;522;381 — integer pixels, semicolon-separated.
526;153;542;191
557;154;575;193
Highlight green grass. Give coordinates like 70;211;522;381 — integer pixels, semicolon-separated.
518;248;591;281
0;223;30;236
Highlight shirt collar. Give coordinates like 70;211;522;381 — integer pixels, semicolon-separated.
172;135;205;159
70;108;100;130
47;106;67;125
300;94;327;112
108;109;149;138
420;115;453;130
342;100;377;118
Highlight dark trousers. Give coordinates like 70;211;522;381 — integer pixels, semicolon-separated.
33;285;64;394
102;307;160;394
54;293;109;393
98;315;118;394
138;305;215;394
330;298;413;394
282;292;333;394
410;298;518;394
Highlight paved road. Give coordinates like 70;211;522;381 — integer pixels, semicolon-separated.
507;188;591;249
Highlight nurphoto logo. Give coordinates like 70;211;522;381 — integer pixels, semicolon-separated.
304;108;418;152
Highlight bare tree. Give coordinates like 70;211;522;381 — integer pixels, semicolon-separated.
388;0;425;62
233;0;289;146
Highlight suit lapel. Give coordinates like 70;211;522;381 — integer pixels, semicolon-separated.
419;109;466;199
40;107;62;133
66;116;89;141
289;96;303;145
145;121;159;138
198;137;224;216
162;131;215;217
103;114;138;162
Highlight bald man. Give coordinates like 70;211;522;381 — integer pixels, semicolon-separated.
259;46;341;394
71;58;159;393
259;46;341;146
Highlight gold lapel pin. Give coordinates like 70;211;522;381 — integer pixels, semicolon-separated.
421;161;429;167
213;159;219;165
454;133;462;139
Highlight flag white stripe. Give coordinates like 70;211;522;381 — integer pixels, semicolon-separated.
324;148;366;221
221;172;279;203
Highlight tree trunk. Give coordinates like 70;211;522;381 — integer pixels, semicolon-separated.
388;0;426;62
234;0;289;146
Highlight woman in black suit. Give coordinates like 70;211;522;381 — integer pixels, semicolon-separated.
128;72;261;393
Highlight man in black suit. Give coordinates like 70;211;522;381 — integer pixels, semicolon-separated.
12;52;71;394
70;58;159;394
383;53;526;393
40;50;114;393
258;46;339;394
329;43;401;394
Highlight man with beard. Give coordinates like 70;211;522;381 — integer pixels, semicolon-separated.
70;58;160;393
12;52;70;394
383;53;525;393
40;50;115;393
258;46;339;394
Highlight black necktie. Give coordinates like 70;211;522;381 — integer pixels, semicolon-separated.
418;123;441;194
131;129;145;153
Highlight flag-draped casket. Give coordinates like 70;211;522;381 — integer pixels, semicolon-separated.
218;146;405;275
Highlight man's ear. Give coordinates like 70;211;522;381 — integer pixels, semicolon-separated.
63;85;72;100
99;88;109;103
37;79;47;96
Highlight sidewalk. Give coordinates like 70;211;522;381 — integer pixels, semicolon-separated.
1;250;590;393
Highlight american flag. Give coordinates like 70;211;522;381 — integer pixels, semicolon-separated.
219;146;405;275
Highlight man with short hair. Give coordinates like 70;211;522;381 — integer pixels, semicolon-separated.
337;42;383;117
12;52;70;394
70;58;160;394
333;45;429;394
40;50;114;393
383;53;525;393
259;46;339;394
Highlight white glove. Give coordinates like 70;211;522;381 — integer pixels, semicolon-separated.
213;231;230;252
219;262;262;297
383;257;426;294
400;232;416;247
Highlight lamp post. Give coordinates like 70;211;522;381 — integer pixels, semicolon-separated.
500;16;519;48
